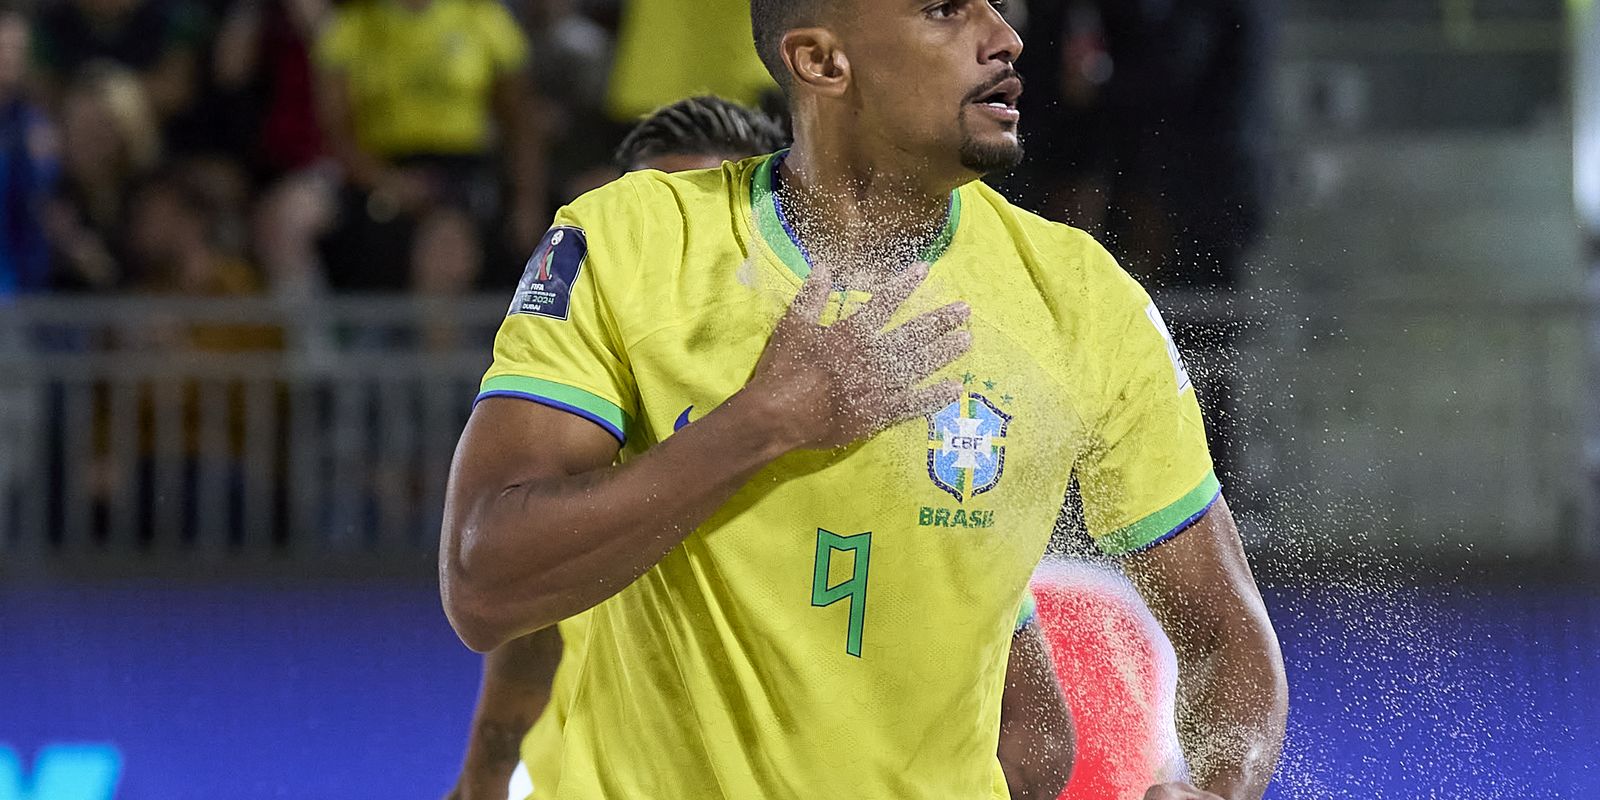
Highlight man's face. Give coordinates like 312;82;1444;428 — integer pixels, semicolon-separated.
834;0;1024;176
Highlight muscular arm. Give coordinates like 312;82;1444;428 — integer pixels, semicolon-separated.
440;393;793;652
314;71;390;192
448;627;563;800
440;262;967;652
998;621;1075;800
1123;497;1287;799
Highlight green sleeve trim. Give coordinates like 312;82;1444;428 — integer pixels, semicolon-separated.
1096;471;1222;556
477;375;630;443
1014;590;1038;632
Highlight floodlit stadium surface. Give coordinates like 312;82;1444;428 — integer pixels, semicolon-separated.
3;570;1595;799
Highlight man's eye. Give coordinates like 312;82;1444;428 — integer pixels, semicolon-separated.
927;1;958;19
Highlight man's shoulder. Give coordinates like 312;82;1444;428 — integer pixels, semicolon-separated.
569;164;743;219
964;181;1144;303
552;164;753;298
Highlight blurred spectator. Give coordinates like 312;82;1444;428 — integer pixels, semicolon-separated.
0;3;59;297
43;65;160;291
124;167;259;299
519;0;608;119
180;153;254;255
411;206;481;350
1017;0;1271;290
251;167;333;298
1116;0;1271;290
1008;0;1270;500
213;0;327;178
110;168;277;546
409;205;480;298
31;0;206;123
606;0;775;122
212;0;336;298
1005;0;1112;228
313;0;544;292
513;0;623;203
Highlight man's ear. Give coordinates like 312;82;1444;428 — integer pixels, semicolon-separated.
782;27;850;97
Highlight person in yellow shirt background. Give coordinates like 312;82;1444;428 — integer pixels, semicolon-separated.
526;0;784;205
314;0;546;292
604;0;777;123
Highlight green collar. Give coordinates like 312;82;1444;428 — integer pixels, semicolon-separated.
750;151;963;280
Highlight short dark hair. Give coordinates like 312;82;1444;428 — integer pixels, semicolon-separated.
749;0;831;90
613;96;789;170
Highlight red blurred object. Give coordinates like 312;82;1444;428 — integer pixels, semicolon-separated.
258;0;325;174
1032;562;1182;800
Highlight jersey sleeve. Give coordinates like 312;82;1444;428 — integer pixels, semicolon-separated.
1076;248;1220;556
478;190;642;444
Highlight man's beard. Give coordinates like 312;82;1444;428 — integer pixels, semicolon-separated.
957;124;1025;174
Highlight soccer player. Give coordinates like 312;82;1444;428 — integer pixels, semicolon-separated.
446;95;1072;800
441;2;1288;798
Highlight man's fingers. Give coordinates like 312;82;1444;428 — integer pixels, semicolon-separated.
848;262;929;333
890;379;963;423
786;260;836;327
883;301;970;351
891;329;972;386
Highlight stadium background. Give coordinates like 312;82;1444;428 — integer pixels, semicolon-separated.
2;0;1598;797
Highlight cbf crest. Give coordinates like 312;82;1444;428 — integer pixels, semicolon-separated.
927;392;1011;502
510;226;587;320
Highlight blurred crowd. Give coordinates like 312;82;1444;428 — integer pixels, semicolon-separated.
0;0;1271;552
0;0;1270;302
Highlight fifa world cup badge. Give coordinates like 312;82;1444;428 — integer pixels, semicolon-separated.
510;226;588;321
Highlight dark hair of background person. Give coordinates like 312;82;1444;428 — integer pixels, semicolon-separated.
612;95;789;170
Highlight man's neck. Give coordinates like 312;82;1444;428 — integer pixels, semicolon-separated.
777;139;964;285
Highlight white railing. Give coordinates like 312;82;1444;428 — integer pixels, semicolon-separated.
0;295;504;573
0;291;1593;575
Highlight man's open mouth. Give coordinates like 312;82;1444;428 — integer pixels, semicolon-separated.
970;75;1023;111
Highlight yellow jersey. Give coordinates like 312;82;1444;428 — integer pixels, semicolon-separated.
314;0;527;157
515;595;1043;800
479;153;1218;799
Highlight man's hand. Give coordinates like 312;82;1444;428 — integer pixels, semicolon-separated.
441;258;975;648
743;260;971;451
1144;782;1226;800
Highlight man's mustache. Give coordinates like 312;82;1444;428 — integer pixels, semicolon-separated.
964;69;1025;103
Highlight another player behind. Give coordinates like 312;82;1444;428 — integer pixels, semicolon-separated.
445;94;1072;800
442;1;1288;797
